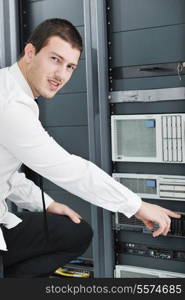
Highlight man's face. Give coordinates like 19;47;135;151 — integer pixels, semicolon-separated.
26;36;81;99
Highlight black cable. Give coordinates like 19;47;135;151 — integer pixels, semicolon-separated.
38;175;49;242
34;99;49;242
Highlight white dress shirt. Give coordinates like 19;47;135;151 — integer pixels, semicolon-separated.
0;62;142;251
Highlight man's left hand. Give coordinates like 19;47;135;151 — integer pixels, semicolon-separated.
47;201;82;224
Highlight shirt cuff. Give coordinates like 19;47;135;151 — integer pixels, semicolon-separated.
42;192;55;210
118;194;142;218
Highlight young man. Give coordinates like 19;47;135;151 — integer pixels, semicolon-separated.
0;19;180;278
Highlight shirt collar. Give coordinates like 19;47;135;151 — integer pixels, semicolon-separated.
8;62;35;99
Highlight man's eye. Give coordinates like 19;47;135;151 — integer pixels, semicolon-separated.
68;65;75;71
51;56;58;62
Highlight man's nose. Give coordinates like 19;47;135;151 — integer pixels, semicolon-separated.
55;66;67;82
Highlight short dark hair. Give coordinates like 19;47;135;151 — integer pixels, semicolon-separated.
19;18;83;58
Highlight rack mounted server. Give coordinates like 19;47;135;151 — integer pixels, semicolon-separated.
111;113;185;163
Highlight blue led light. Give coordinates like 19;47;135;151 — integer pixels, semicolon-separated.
144;120;155;128
146;180;156;188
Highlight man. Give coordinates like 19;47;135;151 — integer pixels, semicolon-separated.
0;18;180;278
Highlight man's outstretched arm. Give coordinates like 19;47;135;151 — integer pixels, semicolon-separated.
1;101;180;237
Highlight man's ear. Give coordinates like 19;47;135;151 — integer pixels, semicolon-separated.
24;43;36;63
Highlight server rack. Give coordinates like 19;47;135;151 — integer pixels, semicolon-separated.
0;0;20;213
18;0;112;278
107;0;185;277
18;0;94;266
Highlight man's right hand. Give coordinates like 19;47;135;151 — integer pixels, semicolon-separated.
135;201;181;237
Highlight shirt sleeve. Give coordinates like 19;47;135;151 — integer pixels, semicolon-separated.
0;101;142;218
7;171;54;211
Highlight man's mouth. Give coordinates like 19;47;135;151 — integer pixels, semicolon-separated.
48;79;60;91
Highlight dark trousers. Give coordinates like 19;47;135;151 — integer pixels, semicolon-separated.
1;212;93;278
